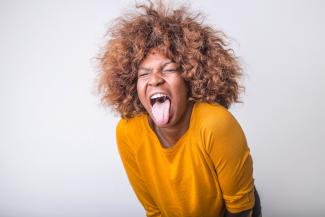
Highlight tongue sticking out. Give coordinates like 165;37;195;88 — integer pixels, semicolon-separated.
152;99;170;126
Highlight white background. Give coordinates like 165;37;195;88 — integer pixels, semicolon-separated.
1;0;324;217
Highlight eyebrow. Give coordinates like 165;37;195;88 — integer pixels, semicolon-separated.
138;61;174;71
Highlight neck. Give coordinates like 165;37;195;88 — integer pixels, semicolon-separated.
152;101;194;148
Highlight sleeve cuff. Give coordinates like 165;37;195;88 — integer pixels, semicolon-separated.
223;188;255;213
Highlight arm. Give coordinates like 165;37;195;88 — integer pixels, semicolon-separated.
116;120;161;217
205;110;255;214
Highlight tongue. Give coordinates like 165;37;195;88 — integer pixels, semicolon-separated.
152;99;170;126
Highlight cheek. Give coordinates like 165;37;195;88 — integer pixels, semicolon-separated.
136;81;146;103
170;80;188;103
176;79;189;97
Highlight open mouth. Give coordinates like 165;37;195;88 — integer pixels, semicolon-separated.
149;93;171;126
150;93;170;107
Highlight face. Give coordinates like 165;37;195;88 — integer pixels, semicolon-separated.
137;49;189;128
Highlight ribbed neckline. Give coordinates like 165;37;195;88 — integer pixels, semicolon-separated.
143;102;197;153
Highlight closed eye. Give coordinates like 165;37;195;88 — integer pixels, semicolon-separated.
162;66;179;73
138;69;151;78
138;72;149;77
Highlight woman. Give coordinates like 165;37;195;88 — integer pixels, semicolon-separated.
97;1;261;217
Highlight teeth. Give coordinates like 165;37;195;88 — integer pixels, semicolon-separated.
149;93;169;106
150;93;167;99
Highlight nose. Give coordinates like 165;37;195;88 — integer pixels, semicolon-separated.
148;72;164;86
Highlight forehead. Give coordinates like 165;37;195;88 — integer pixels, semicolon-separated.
139;49;173;68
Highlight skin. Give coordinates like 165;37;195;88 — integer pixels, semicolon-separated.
136;49;252;217
137;49;193;148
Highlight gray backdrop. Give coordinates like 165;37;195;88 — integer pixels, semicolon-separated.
1;0;324;217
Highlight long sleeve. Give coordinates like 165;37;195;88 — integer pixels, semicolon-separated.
204;111;255;213
116;119;162;217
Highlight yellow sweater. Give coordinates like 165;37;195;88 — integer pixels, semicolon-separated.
116;102;255;217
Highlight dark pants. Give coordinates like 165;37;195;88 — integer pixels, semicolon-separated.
252;186;262;217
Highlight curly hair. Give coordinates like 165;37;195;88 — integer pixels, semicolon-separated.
97;1;244;119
